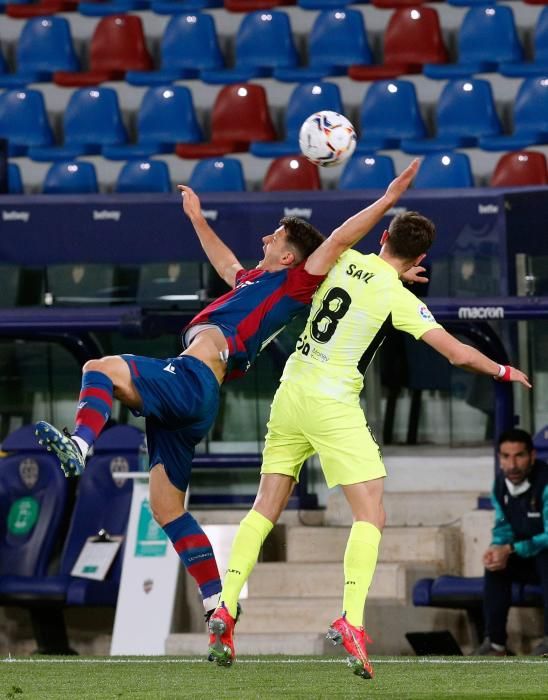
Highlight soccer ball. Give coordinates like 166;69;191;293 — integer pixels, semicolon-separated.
298;110;357;168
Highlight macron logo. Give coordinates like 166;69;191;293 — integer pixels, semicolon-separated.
163;363;176;374
77;401;87;410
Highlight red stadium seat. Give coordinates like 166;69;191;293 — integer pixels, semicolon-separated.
6;0;78;18
54;15;153;87
490;151;548;187
349;7;448;81
175;84;276;159
262;156;321;191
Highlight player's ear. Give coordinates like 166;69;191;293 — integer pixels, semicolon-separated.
281;250;296;267
380;229;389;245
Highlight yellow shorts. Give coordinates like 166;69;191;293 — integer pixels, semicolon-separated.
261;381;386;489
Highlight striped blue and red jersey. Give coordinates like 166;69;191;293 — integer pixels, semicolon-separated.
184;263;325;382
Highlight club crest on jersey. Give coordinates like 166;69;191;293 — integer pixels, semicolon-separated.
418;305;435;322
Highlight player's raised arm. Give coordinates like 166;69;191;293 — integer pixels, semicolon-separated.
304;159;420;276
421;327;532;388
178;185;243;288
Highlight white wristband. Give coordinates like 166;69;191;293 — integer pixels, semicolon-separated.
497;364;506;378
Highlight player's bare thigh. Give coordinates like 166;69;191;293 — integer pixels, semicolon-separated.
82;356;142;410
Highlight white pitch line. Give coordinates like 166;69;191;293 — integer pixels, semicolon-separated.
1;658;547;665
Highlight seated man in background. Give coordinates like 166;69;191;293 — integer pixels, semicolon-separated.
476;428;548;656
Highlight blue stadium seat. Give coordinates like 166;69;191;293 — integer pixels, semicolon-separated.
0;425;69;579
424;6;523;79
29;87;128;161
103;86;202;159
126;13;223;85
250;81;343;157
188;157;246;192
413;153;474;188
356;80;426;152
42;161;99;194
0;88;54;156
0;17;79;88
480;78;548;151
0;426;141;654
201;10;298;84
338;154;396;190
151;0;222;12
501;7;548;77
402;79;502;154
7;162;24;194
275;9;372;82
115;159;172;193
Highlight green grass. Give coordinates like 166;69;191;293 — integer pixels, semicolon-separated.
1;656;547;699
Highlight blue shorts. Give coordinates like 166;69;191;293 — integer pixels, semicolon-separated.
122;354;220;491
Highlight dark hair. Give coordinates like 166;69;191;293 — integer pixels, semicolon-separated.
385;211;436;261
497;428;534;452
279;216;325;263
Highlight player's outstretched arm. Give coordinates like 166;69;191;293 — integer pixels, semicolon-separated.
421;328;532;388
178;185;243;288
304;159;420;276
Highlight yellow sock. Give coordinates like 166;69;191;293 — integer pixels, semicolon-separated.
342;521;382;628
220;509;273;618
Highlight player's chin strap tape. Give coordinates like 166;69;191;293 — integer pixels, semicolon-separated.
495;364;512;381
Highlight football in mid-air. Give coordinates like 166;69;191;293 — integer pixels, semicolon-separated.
298;110;357;168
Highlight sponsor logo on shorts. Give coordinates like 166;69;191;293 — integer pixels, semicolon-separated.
458;306;504;320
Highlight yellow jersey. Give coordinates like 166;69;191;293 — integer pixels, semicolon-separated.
281;250;442;405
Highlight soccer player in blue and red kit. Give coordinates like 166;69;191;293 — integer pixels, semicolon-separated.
35;160;421;623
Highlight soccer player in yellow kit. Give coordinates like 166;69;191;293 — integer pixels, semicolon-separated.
208;205;531;677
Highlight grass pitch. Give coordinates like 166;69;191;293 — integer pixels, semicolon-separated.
1;656;547;699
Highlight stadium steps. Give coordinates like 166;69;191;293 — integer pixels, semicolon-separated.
284;525;461;571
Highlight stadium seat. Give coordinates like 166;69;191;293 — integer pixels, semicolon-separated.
115;159;172;192
250;81;343;158
103;86;202;159
126;13;223;85
0;426;141;654
78;0;152;16
356;80;426;152
53;15;153;87
175;84;276;158
226;0;295;9
490;151;548;187
6;0;78;18
0;425;69;579
201;10;298;84
424;6;523;79
152;0;222;12
7;163;24;194
413;153;474;188
297;0;361;7
262;155;321;191
0;17;79;88
501;8;548;77
372;0;427;7
137;262;202;306
42;161;99;194
0;88;54;157
188;157;246;192
275;9;372;82
402;79;502;154
29;87;128;161
349;7;448;81
338;154;396;190
479;77;548;151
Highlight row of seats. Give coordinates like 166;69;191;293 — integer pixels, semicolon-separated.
2;76;548;161
6;151;548;194
3;0;548;20
1;7;547;89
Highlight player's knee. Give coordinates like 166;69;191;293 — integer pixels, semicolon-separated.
83;356;117;377
150;499;186;528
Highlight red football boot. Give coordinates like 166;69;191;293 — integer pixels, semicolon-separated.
207;603;237;667
327;614;374;679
